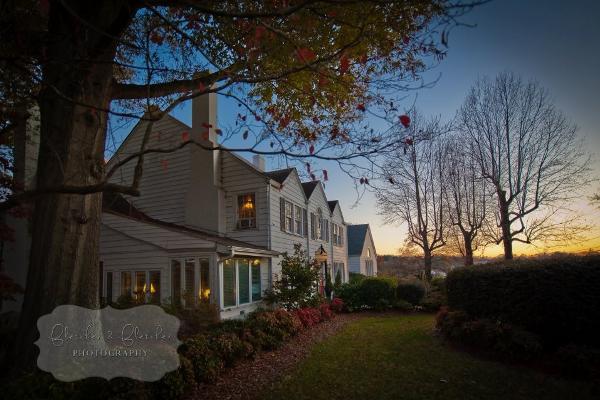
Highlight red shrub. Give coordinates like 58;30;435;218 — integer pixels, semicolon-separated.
319;303;334;320
295;307;322;327
330;298;344;313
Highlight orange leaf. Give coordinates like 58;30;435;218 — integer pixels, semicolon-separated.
296;48;316;63
340;55;350;74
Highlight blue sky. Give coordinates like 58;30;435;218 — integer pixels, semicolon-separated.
110;0;600;255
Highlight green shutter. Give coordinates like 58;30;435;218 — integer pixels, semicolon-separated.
223;260;236;307
238;259;250;304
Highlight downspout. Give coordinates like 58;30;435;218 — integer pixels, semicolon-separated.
266;181;273;289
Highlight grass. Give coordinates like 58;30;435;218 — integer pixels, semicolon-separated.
260;314;597;400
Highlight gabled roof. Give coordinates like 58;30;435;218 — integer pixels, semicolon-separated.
102;192;277;254
347;224;370;256
265;168;294;184
327;200;339;213
301;181;319;198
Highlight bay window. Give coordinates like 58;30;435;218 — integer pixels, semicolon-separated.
221;258;262;308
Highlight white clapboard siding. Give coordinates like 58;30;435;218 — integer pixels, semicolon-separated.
102;212;215;251
329;203;349;283
268;170;308;276
306;182;332;264
348;256;362;274
221;152;269;247
107;115;192;224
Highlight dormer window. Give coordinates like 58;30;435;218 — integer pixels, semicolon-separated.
237;193;256;229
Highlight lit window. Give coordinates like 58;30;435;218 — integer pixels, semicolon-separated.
237;193;256;229
121;271;132;297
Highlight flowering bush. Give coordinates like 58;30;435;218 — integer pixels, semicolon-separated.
330;297;344;313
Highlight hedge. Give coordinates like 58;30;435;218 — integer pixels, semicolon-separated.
445;255;600;347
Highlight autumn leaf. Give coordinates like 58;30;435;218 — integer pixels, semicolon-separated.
309;144;315;154
405;137;413;145
310;173;316;181
255;115;262;121
181;131;190;142
360;177;365;184
340;55;350;74
202;122;213;128
306;162;311;173
243;130;249;140
323;170;328;181
357;103;366;112
296;48;316;63
399;115;411;128
202;130;209;141
215;128;223;135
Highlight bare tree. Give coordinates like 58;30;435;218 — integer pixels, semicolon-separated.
458;71;591;259
376;113;448;280
441;136;490;265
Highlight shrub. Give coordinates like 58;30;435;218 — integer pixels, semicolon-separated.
396;279;426;305
358;277;397;310
349;272;366;284
330;297;344;313
263;244;321;309
436;308;543;361
319;303;334;320
295;307;322;327
153;355;196;399
180;334;224;383
392;299;414;312
335;283;362;311
445;255;600;347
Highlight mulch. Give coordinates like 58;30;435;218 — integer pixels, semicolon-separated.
188;312;369;400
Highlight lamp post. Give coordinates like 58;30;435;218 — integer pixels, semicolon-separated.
315;245;331;299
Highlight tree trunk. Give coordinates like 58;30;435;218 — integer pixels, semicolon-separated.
12;1;132;372
463;233;474;266
497;190;513;260
423;248;432;281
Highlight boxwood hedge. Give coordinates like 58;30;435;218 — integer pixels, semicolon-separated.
445;255;600;347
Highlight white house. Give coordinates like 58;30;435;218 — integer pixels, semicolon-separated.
100;93;349;319
347;224;378;276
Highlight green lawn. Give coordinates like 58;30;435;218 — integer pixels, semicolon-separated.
260;314;596;400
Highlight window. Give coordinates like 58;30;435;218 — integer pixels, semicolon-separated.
221;258;262;308
252;259;262;301
310;213;316;239
366;260;374;276
148;271;161;304
295;205;303;235
199;259;210;303
332;224;342;246
134;271;146;301
171;260;182;305
323;220;329;243
367;248;371;258
121;271;132;297
237;193;256;229
316;208;323;240
333;262;344;284
184;258;195;305
106;271;113;303
223;259;236;308
285;201;294;232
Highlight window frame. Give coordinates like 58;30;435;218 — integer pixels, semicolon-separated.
170;257;211;307
236;192;257;230
220;258;263;309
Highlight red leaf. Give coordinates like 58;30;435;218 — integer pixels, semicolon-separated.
364;178;369;185
306;162;311;173
399;115;411;128
243;131;249;140
359;54;368;65
405;137;413;145
360;177;365;184
160;159;169;171
340;55;350;74
255;115;262;121
318;73;329;87
202;122;213;128
309;144;315;154
356;103;366;112
323;170;328;181
215;128;223;135
150;32;164;45
202;130;210;141
181;131;190;142
296;48;316;63
310;173;316;181
254;26;266;42
198;82;206;93
279;116;290;129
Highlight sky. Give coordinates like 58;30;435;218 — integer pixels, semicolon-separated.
112;0;600;256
